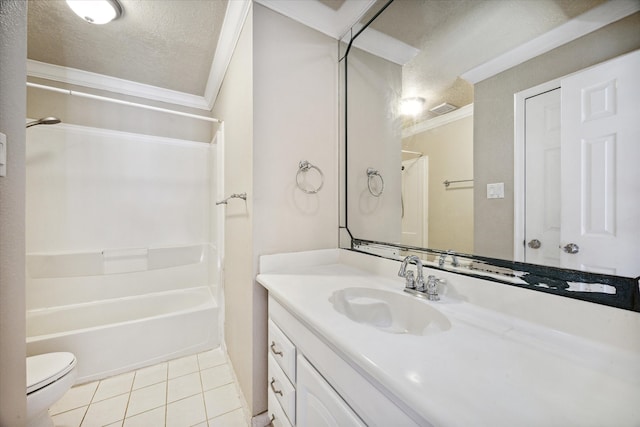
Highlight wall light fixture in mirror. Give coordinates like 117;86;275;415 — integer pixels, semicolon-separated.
339;0;640;311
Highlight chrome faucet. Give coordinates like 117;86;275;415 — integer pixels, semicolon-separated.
399;255;441;301
398;255;424;291
438;250;459;268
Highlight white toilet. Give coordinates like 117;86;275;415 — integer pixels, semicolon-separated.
26;352;77;427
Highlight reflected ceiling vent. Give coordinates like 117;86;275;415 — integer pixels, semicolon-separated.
430;102;458;115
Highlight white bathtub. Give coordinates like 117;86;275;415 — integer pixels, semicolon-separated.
26;286;219;383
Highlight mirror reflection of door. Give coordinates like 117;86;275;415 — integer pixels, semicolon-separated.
524;88;561;267
401;155;428;247
523;51;640;276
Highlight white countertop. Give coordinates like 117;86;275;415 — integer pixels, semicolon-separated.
257;252;640;426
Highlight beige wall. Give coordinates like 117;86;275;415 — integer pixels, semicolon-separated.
213;4;339;416
0;0;28;424
403;115;474;253
346;46;402;243
211;7;255;414
474;13;640;259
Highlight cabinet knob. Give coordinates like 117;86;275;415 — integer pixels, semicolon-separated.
270;341;283;357
270;377;283;396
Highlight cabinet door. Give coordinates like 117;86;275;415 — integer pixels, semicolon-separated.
296;355;365;427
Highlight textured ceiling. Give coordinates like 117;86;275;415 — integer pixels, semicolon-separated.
27;0;228;96
26;0;614;119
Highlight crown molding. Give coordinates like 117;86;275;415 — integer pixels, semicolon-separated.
461;0;640;84
27;0;251;112
204;0;252;109
256;0;376;40
402;104;473;138
27;60;210;110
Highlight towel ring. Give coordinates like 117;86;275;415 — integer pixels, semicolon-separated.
296;160;324;194
367;168;384;197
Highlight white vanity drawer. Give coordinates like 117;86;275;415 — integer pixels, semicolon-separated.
268;318;296;382
268;353;296;425
268;388;293;427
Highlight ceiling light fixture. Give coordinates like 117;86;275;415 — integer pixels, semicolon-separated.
400;97;426;117
66;0;123;25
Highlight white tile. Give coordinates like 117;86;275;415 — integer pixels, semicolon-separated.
92;372;134;402
200;364;233;391
132;363;167;390
81;393;128;427
191;423;208;427
123;407;165;427
197;348;226;370
168;355;199;379
51;381;98;415
168;372;202;403
126;382;166;417
166;394;207;427
51;406;87;427
103;422;123;427
203;384;242;420
208;408;249;427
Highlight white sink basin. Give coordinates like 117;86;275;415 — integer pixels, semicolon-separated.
329;287;451;336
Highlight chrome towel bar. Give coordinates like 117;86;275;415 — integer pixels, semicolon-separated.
216;193;247;205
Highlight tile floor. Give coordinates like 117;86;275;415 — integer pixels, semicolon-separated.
50;348;250;427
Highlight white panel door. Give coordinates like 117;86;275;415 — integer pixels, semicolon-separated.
401;156;428;247
524;88;561;266
561;50;640;276
296;355;365;427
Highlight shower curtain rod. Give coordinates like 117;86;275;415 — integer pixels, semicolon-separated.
27;82;221;124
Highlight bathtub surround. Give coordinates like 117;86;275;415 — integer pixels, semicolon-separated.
0;0;28;424
25;122;220;381
212;4;339;417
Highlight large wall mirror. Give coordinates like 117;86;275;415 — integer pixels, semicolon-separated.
340;0;640;310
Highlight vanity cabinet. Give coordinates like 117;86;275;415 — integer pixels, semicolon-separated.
296;355;365;427
267;295;420;427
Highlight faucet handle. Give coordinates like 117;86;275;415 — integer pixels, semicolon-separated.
425;275;440;301
404;270;416;290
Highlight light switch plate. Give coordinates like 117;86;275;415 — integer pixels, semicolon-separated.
0;132;6;177
487;182;504;199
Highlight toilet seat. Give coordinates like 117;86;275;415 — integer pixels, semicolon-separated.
27;352;77;395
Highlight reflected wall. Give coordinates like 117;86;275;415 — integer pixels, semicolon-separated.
474;13;640;259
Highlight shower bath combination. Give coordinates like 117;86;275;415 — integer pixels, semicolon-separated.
26;117;61;128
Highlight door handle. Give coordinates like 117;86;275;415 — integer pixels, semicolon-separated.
562;243;580;254
527;239;541;249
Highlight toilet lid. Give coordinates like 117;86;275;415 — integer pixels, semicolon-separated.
27;352;76;394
